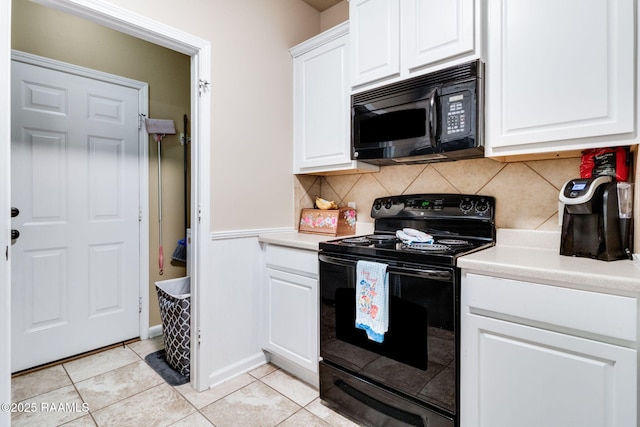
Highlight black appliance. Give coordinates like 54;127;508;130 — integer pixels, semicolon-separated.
559;176;633;261
351;60;484;165
319;193;496;427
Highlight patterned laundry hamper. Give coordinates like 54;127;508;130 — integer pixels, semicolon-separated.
155;277;191;376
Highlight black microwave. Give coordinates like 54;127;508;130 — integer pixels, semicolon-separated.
352;60;484;164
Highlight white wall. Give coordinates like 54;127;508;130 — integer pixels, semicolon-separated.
90;0;324;387
101;0;321;232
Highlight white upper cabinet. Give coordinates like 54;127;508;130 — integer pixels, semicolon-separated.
485;0;636;157
403;0;475;72
291;22;378;175
350;0;400;87
350;0;478;90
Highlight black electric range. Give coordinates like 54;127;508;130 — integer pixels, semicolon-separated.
318;194;495;427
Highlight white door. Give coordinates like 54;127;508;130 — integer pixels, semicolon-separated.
11;59;142;372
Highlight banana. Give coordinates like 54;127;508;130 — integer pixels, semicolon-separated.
315;196;338;210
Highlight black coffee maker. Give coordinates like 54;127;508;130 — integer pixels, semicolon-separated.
559;176;632;261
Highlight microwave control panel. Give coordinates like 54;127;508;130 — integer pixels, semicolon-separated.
441;91;471;139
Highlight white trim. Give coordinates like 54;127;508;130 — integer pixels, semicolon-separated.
11;0;212;392
31;0;206;56
208;352;268;388
211;227;296;241
11;50;147;88
11;49;152;344
1;0;12;423
137;85;150;341
148;324;163;338
289;21;348;57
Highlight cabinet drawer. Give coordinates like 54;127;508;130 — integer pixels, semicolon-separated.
265;244;318;277
465;273;637;342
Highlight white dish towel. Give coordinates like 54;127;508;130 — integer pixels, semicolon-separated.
355;260;389;343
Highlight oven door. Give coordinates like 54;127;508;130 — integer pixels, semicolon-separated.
319;253;458;425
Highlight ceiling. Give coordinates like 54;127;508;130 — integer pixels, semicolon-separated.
301;0;344;12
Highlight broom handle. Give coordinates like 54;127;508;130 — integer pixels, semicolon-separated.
157;136;164;275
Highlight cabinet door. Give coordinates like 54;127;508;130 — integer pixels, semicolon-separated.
403;0;475;71
350;0;400;86
485;0;635;156
293;34;351;172
264;268;318;373
462;314;637;427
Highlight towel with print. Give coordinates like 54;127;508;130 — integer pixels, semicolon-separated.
355;260;389;343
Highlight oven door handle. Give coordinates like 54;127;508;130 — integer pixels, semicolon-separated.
319;254;452;282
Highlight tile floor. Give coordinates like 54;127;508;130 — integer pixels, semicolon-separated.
10;337;360;427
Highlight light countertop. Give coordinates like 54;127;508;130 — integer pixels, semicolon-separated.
458;229;640;296
258;231;336;251
259;227;640;296
258;223;374;251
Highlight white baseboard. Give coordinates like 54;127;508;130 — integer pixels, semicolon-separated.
148;324;163;338
207;351;268;388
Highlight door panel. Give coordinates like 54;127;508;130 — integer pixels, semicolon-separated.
11;59;141;372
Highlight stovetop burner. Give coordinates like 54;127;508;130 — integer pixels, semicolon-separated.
437;239;470;246
319;193;496;267
338;234;399;247
339;236;372;246
402;243;452;253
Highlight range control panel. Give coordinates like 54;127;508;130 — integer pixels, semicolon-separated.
371;194;494;219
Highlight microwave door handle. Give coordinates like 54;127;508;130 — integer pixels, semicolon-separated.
429;93;438;148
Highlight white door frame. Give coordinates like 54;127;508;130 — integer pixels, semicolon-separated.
1;0;12;424
12;49;151;345
1;0;212;394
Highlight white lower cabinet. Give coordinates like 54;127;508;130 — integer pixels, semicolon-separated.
263;244;319;386
461;272;637;427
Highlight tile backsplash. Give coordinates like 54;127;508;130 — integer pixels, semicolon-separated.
295;157;584;230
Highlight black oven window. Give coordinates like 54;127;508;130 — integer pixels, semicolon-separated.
359;109;427;144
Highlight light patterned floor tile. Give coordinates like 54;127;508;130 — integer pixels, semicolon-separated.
278;408;332;427
75;360;164;411
60;414;97;426
168;412;214;427
260;369;318;406
11;385;88;427
174;372;255;409
127;336;164;359
200;381;300;427
63;346;141;383
91;383;195;427
9;338;363;427
11;365;72;402
248;363;279;379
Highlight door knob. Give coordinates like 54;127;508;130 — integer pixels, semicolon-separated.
11;229;20;240
11;207;19;217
